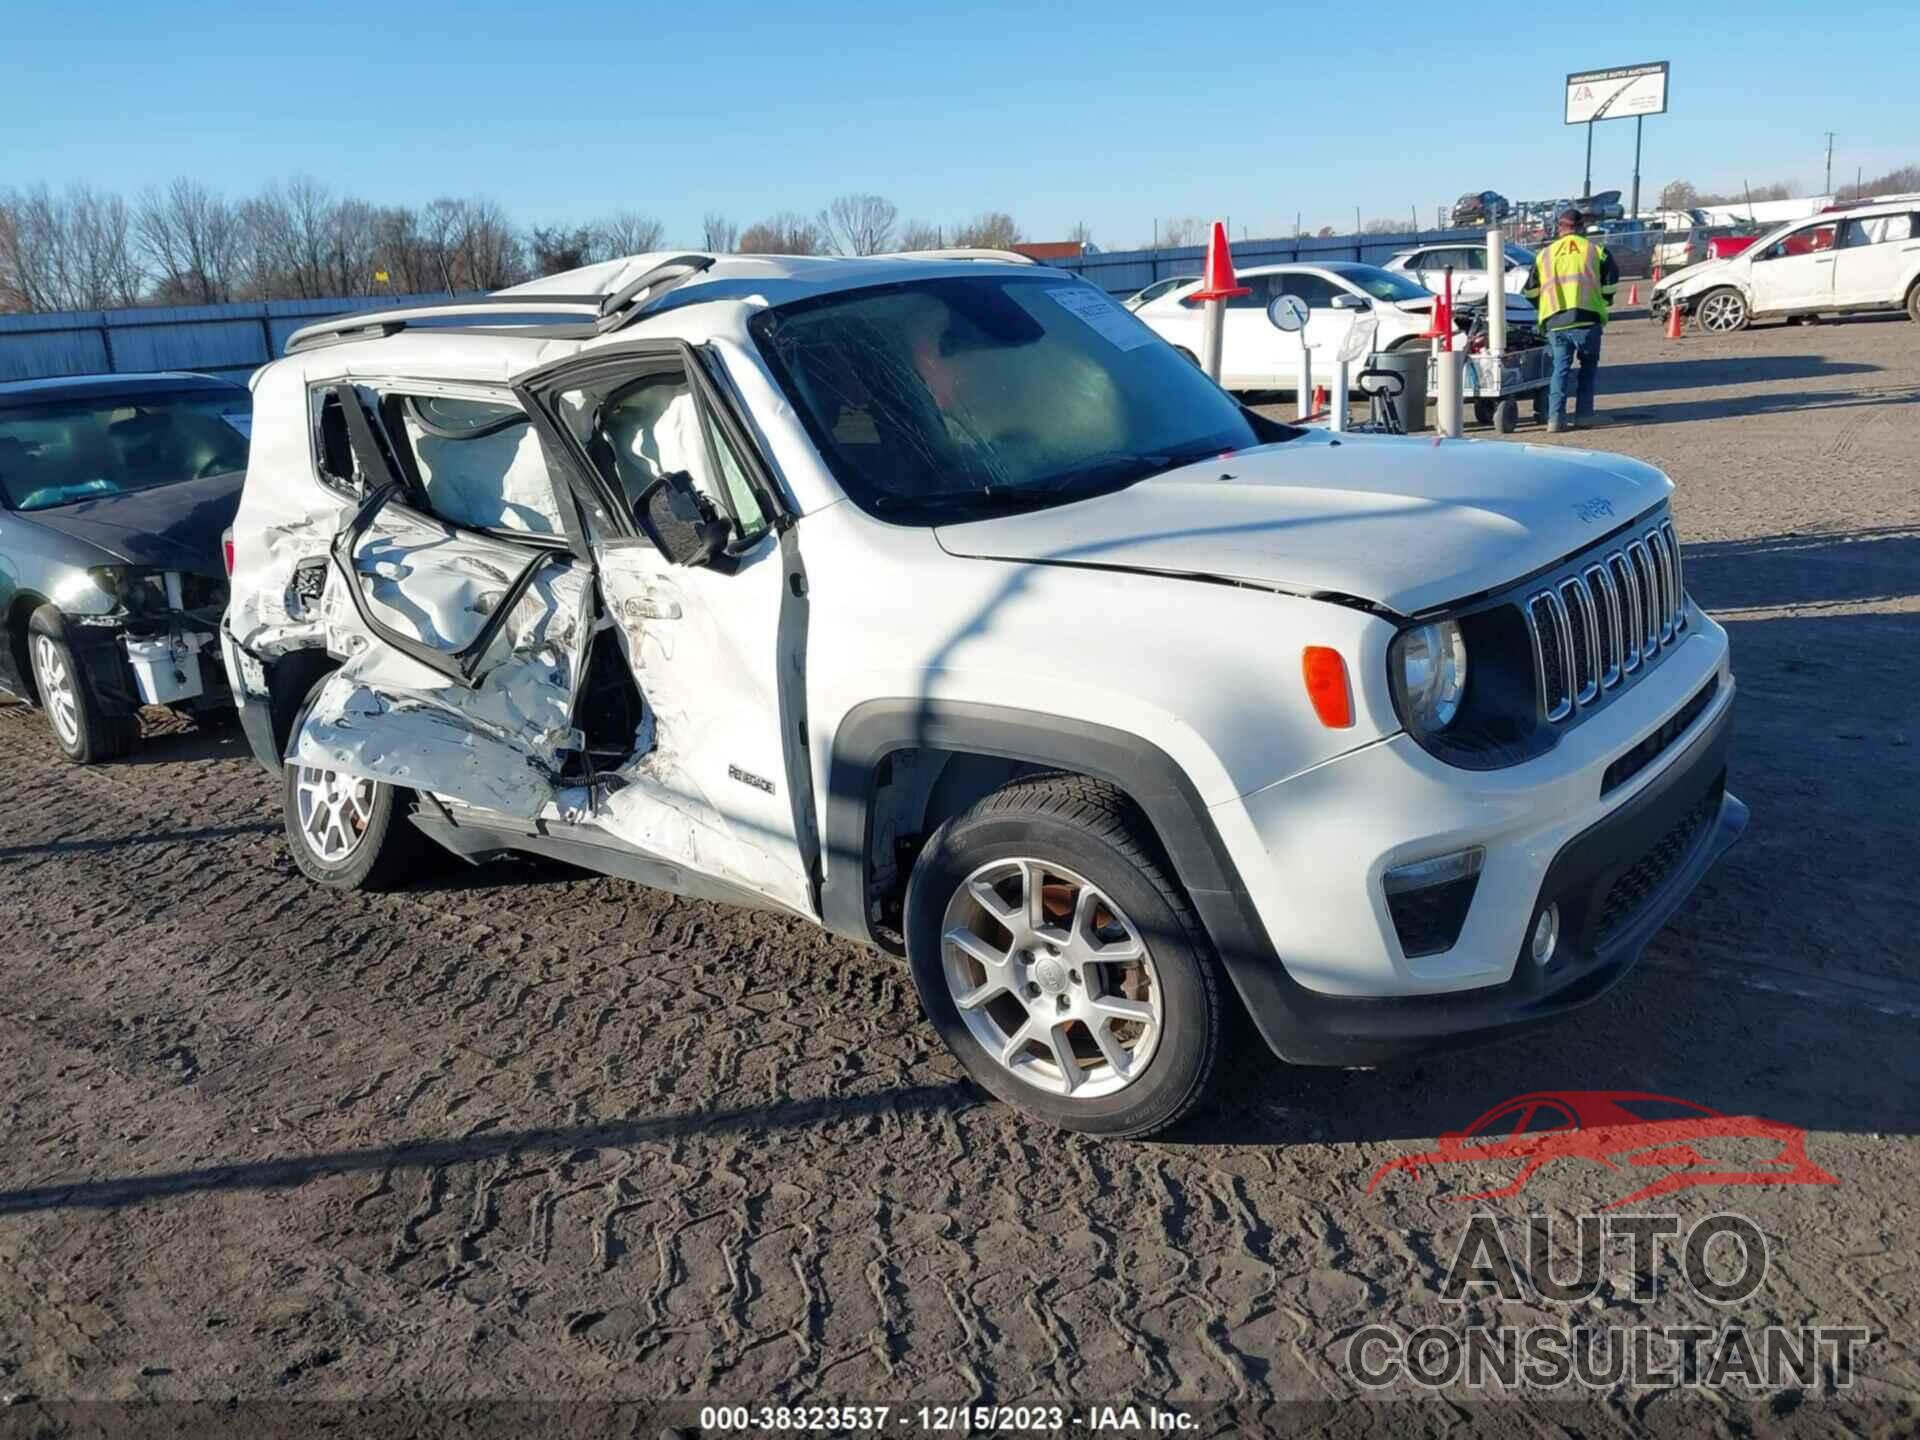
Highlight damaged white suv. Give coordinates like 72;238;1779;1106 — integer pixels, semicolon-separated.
223;251;1746;1136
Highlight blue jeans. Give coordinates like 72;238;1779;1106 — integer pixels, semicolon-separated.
1547;324;1603;422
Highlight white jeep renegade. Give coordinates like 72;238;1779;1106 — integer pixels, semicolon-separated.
222;251;1746;1137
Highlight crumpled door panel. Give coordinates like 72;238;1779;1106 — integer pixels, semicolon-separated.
290;552;592;817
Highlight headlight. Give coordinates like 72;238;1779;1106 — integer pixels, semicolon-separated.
1392;620;1468;732
85;565;169;613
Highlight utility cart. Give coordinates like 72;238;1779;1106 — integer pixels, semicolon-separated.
1426;344;1553;433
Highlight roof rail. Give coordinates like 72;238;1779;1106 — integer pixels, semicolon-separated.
876;247;1042;266
597;254;717;330
284;295;606;354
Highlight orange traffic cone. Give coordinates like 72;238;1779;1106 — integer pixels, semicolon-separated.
1311;385;1328;417
1187;221;1251;304
1628;282;1640;305
1665;301;1685;340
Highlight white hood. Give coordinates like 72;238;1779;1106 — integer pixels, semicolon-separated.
1657;257;1732;296
933;432;1672;615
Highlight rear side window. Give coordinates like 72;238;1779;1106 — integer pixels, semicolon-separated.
394;395;567;537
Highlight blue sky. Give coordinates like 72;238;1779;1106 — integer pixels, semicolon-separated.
4;0;1916;249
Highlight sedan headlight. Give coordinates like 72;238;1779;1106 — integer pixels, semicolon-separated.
85;565;171;614
1391;620;1468;732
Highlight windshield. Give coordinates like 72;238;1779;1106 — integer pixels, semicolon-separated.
750;275;1293;522
1340;267;1432;303
0;390;250;512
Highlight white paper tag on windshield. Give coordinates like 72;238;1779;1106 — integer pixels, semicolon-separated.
1046;287;1155;351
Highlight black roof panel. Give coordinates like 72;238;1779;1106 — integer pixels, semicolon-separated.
0;371;246;410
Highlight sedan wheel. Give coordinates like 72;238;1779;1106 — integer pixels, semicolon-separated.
940;857;1163;1100
32;634;80;749
1694;289;1749;333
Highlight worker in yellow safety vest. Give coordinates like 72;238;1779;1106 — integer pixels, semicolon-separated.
1524;208;1620;433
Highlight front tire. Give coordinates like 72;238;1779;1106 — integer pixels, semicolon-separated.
27;606;137;764
1906;282;1920;325
1694;287;1749;333
904;775;1223;1138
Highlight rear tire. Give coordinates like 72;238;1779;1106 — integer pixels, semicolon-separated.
280;677;423;891
904;775;1223;1138
1906;282;1920;325
27;606;138;764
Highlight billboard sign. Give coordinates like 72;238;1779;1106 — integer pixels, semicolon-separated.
1565;62;1669;125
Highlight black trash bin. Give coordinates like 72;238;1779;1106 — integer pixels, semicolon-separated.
1358;349;1429;433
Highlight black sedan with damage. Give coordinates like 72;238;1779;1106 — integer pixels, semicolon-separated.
0;372;249;762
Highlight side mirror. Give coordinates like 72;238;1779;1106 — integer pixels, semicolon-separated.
1330;293;1370;311
633;470;730;567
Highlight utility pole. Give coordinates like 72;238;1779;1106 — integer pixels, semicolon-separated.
1824;132;1835;197
1583;119;1594;198
1630;114;1643;220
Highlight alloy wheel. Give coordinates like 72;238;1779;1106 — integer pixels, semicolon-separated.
32;635;80;747
295;766;376;863
1696;291;1746;333
940;858;1162;1099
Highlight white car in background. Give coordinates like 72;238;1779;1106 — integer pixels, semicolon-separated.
1133;262;1536;392
1123;275;1198;311
1651;200;1920;332
1383;243;1535;304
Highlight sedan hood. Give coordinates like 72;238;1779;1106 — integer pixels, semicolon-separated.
19;470;242;575
933;433;1671;615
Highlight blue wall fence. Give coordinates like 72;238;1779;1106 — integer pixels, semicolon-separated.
0;225;1508;383
0;292;484;385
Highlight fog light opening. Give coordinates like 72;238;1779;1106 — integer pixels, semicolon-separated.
1530;904;1560;967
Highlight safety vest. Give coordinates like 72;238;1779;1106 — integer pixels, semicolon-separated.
1534;235;1610;325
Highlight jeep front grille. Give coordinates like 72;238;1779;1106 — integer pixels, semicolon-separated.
1526;520;1687;724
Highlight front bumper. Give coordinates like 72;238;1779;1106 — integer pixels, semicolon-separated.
64;616;231;717
1205;628;1746;1066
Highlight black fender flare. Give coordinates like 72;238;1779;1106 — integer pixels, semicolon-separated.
820;699;1326;1053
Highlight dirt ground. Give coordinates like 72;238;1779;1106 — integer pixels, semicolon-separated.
1;309;1916;1438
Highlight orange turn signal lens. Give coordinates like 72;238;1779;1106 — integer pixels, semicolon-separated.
1302;646;1354;729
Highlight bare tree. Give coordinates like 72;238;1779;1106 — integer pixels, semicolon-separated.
820;193;898;255
701;213;739;252
1361;216;1415;234
1657;180;1699;211
951;211;1021;250
136;179;241;304
739;212;824;255
896;220;942;251
1067;221;1095;250
368;205;435;294
1142;217;1202;250
0;184;144;311
596;211;665;259
530;224;598;276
